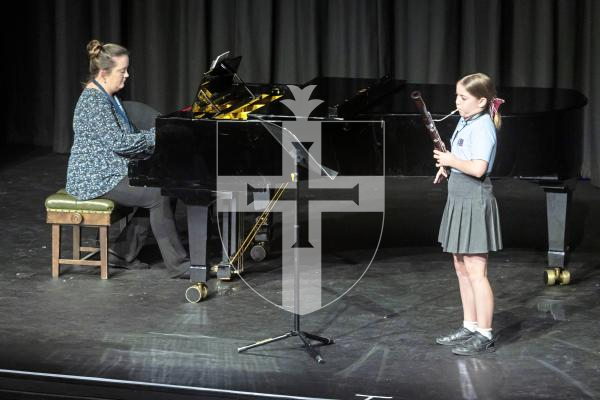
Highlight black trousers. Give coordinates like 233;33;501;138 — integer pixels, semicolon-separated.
104;177;189;276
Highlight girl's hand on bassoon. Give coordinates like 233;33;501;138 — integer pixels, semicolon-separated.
433;149;455;168
433;166;448;184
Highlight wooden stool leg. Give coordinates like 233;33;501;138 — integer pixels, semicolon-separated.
99;226;108;279
73;225;81;261
52;224;60;278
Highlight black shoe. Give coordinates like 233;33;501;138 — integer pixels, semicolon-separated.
436;327;475;346
123;259;150;270
108;254;150;270
452;332;496;356
168;259;191;279
170;270;190;280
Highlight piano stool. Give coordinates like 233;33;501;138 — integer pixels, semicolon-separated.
45;189;129;279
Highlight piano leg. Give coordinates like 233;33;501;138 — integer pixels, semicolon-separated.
186;204;209;283
217;200;234;280
184;204;211;303
543;185;573;285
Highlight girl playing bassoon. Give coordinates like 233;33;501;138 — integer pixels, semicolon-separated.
433;72;504;356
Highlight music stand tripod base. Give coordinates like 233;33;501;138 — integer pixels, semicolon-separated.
237;321;334;364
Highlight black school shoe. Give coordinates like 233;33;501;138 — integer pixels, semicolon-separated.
452;332;496;356
435;327;474;346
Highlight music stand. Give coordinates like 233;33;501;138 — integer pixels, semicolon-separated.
237;118;335;364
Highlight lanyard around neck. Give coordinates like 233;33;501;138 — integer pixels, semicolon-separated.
92;79;131;132
451;111;486;144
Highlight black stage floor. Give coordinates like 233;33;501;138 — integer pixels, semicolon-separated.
0;148;599;400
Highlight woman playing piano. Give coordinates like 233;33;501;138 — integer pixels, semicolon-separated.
432;72;504;355
65;39;190;278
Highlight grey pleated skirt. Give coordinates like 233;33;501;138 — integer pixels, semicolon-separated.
438;172;503;254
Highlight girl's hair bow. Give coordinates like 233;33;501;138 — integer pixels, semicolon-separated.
489;97;505;118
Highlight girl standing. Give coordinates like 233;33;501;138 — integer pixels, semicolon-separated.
433;73;504;356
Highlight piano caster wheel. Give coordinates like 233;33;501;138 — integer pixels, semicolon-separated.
545;268;559;285
185;283;208;303
558;269;571;285
250;243;267;262
545;268;571;286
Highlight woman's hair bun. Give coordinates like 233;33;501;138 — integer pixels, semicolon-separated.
87;39;104;59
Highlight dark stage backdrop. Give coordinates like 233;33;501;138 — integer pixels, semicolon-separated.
4;0;599;185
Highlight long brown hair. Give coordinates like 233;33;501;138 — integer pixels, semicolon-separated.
458;73;502;130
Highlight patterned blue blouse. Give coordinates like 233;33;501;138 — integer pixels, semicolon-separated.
66;88;155;200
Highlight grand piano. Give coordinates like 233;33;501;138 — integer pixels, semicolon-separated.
129;56;587;299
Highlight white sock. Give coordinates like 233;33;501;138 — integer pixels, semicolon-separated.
463;321;478;332
477;327;493;340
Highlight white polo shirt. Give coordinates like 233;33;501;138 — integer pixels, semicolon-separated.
450;113;497;175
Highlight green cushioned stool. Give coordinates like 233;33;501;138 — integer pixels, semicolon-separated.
45;189;127;279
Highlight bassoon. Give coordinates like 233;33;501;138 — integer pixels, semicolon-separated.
410;91;448;152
